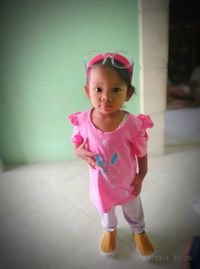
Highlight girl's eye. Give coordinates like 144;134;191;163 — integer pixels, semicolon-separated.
94;88;102;93
112;88;121;93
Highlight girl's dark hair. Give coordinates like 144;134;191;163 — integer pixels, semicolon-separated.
87;58;136;95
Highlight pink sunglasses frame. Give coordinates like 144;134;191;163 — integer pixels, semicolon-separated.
85;52;133;80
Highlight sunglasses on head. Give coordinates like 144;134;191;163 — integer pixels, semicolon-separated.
84;51;134;80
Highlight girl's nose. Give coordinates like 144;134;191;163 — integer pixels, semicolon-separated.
101;93;112;102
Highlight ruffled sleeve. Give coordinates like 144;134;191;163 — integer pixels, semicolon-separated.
68;112;84;145
68;112;81;126
132;114;154;157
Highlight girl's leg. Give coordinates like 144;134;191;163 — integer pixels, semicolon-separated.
121;196;145;234
122;197;154;260
101;207;118;231
100;207;118;256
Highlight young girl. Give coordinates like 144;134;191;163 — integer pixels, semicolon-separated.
68;52;154;260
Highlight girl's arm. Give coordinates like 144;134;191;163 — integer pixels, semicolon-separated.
137;154;148;179
131;154;148;196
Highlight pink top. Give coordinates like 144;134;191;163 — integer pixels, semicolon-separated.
68;109;153;213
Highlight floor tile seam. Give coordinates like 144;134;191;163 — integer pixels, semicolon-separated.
38;177;99;222
149;145;200;159
56;229;102;268
29;170;89;202
32;171;88;184
14;170;92;220
63;196;100;222
29;171;94;211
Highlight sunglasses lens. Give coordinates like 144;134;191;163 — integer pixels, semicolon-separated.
112;51;133;69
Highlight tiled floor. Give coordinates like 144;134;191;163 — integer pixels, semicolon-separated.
0;108;200;269
0;148;199;269
165;107;200;146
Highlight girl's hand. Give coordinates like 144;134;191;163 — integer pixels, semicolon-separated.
74;138;97;169
131;155;148;196
131;174;143;196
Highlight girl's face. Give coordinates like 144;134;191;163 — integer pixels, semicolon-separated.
84;66;132;115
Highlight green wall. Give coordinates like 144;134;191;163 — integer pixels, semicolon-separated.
0;0;140;165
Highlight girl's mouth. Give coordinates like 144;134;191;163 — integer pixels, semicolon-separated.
100;105;112;109
100;102;112;108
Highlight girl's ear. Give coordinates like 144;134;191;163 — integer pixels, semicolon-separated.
125;86;135;101
125;90;134;101
84;84;90;99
